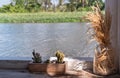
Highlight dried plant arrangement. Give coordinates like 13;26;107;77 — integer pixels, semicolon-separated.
86;5;116;75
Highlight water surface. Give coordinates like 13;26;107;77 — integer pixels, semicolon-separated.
0;23;96;58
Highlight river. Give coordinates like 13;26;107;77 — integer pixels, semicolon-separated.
0;23;96;59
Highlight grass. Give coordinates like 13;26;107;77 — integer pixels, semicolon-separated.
0;12;88;23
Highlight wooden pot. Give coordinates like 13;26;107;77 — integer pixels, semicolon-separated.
28;63;47;73
28;62;66;76
47;63;66;76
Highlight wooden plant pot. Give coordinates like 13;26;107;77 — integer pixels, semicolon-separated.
28;63;47;73
47;63;66;76
28;63;66;76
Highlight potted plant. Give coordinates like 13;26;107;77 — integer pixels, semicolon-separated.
47;50;66;76
28;49;48;73
28;50;66;76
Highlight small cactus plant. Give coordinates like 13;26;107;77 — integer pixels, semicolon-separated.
32;49;42;63
55;50;65;63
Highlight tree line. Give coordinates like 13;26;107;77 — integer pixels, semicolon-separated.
0;0;105;13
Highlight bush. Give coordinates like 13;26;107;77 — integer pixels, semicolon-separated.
0;12;88;23
77;7;92;11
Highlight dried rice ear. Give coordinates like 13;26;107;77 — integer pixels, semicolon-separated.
86;5;116;75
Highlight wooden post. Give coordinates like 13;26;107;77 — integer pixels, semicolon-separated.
118;0;120;73
105;0;119;73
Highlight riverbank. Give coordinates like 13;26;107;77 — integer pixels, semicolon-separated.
0;12;87;23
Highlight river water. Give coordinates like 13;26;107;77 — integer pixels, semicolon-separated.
0;23;96;58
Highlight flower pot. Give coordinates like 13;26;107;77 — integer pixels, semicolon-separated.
28;62;66;76
47;63;66;76
28;63;47;73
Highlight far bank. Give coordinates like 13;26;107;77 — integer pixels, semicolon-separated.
0;12;88;23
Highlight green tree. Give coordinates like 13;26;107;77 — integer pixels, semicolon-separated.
12;0;25;6
0;4;11;13
43;0;51;11
58;0;63;6
0;0;105;13
11;0;41;12
65;0;76;12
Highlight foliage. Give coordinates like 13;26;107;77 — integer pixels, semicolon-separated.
0;12;87;23
55;50;65;63
77;7;92;11
32;49;42;63
91;0;105;10
25;0;41;12
0;0;41;13
0;0;105;13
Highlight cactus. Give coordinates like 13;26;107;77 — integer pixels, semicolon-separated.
32;49;42;63
55;50;65;63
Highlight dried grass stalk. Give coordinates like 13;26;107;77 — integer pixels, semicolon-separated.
86;5;116;75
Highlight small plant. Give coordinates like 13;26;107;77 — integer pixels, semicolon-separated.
44;59;50;63
55;50;65;63
32;49;42;63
